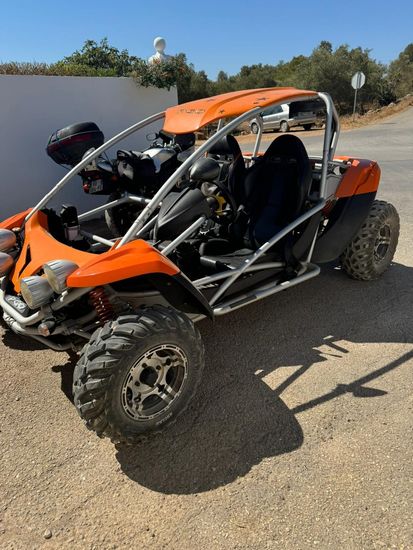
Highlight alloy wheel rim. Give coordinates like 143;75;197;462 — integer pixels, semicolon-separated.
374;223;391;263
121;344;188;421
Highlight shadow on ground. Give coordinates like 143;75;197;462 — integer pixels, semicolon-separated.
116;262;413;493
2;263;412;494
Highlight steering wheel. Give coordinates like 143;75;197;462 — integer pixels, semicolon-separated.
208;179;238;222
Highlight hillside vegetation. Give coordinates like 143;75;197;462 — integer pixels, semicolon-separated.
1;38;412;113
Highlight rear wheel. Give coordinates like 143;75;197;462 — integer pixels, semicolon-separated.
340;200;399;281
303;124;313;131
251;122;259;134
279;120;289;133
73;306;204;444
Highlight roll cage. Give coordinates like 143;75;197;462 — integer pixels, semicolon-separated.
20;88;341;315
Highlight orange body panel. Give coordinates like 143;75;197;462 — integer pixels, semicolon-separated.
334;157;381;198
67;240;178;287
163;88;317;134
10;211;178;291
0;209;32;230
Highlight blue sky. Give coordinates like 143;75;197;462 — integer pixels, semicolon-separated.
0;0;411;78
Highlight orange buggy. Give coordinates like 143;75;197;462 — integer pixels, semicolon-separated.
0;88;399;444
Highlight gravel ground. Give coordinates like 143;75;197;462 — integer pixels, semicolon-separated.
1;109;412;550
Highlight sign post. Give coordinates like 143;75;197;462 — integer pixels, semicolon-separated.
351;71;366;120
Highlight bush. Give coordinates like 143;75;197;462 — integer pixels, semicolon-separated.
131;55;191;91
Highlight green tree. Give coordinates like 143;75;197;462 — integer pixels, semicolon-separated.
60;37;136;76
1;38;409;111
295;43;387;112
388;43;413;98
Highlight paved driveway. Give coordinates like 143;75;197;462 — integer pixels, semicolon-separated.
1;109;412;549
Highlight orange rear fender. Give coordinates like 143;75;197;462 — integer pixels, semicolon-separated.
67;240;179;288
335;157;380;198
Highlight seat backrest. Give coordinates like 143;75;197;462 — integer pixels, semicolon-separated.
241;134;312;247
208;135;246;198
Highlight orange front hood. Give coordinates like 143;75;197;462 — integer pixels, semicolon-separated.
9;211;178;292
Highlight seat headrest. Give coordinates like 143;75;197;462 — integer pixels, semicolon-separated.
263;134;309;165
175;132;195;151
208;134;242;160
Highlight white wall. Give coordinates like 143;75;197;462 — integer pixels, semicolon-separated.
0;75;177;219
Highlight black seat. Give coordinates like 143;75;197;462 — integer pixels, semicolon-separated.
199;134;312;266
237;134;313;248
208;135;246;196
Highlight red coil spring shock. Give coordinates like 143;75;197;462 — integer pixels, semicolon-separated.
89;287;114;325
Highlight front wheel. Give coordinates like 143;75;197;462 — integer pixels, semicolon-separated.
73;306;205;444
340;200;399;281
303;124;313;131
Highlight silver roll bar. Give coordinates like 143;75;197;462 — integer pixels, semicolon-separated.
22;91;339;258
116;94;329;249
252;116;264;158
116;105;266;247
318;92;339;198
161;216;206;256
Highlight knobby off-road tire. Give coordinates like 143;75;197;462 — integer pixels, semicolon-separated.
340;200;399;281
73;306;204;445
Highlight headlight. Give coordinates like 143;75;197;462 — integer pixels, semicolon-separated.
43;260;78;293
20;276;54;309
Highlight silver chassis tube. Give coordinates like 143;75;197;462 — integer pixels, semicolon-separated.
78;196;128;222
79;230;115;248
209;200;325;305
193;261;285;288
129;195;152;205
213;264;320;315
78;193;150;222
105;263;318;325
161;216;206;256
252;116;264;158
4;309;97;337
318;93;340;194
136;216;157;238
25;112;165;224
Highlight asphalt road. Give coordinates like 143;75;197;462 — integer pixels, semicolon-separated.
1;109;412;550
